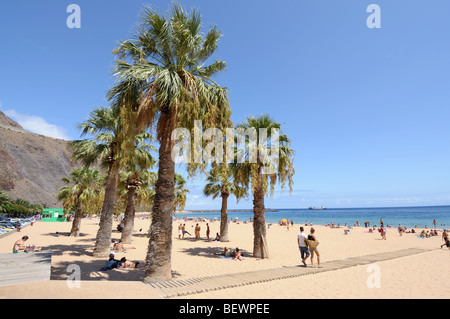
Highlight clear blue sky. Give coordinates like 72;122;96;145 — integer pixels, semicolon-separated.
1;0;449;209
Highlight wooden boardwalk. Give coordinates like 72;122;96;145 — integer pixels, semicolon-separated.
145;247;433;298
0;250;52;287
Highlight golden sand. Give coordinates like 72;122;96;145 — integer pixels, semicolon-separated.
0;216;448;299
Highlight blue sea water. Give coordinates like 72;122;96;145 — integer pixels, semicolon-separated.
174;205;450;229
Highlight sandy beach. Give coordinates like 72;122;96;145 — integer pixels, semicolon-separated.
0;216;449;299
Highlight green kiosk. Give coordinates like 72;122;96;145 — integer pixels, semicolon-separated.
42;208;67;222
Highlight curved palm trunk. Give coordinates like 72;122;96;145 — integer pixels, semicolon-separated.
69;200;83;237
219;192;229;242
252;167;267;258
144;108;175;283
121;185;137;244
93;162;119;257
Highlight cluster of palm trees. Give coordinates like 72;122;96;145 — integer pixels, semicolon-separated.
58;3;295;283
0;191;43;215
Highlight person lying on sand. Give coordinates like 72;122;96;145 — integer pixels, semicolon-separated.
118;257;144;269
215;247;231;257
103;254;121;270
112;240;136;253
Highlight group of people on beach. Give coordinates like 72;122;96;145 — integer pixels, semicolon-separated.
100;239;142;270
215;246;245;261
102;253;144;270
178;222;214;241
418;229;438;238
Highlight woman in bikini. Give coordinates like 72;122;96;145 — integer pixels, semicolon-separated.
118;257;144;268
112;240;135;253
12;236;28;253
232;247;243;261
307;228;321;268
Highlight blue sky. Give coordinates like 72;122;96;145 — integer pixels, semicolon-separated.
1;0;449;209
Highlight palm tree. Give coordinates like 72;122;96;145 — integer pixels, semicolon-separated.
117;171;143;243
203;165;247;242
233;115;295;258
118;133;156;244
173;173;190;212
0;190;11;213
145;171;188;211
135;170;158;212
57;167;103;237
69;105;123;256
112;3;231;282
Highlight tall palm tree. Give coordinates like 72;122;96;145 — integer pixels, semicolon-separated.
203;165;247;242
145;171;188;211
233;115;295;258
112;3;231;282
57;167;103;237
135;170;158;212
117;133;156;244
69;105;123;256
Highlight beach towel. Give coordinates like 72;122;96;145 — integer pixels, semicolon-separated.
110;248;134;254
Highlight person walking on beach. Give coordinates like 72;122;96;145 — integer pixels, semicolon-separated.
380;218;384;228
297;227;310;266
398;224;404;236
433;219;437;229
308;228;321;268
441;230;450;249
442;229;448;244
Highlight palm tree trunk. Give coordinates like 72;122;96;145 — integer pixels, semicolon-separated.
93;162;119;257
144;108;175;283
69;200;83;237
219;193;229;242
252;166;267;258
121;186;137;244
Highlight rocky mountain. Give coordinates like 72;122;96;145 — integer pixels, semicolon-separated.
0;110;78;207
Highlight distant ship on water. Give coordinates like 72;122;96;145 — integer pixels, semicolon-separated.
308;206;326;210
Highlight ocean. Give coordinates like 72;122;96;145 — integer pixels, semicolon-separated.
174;205;450;229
